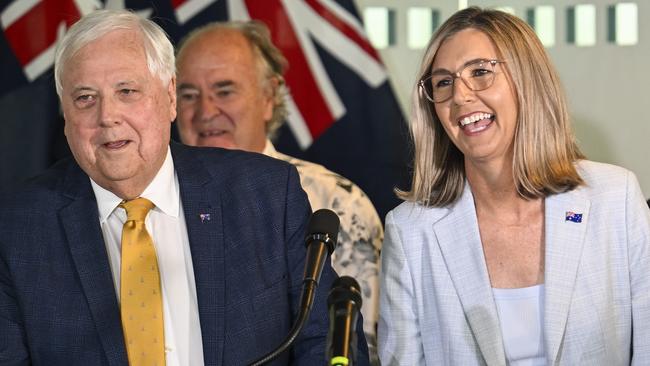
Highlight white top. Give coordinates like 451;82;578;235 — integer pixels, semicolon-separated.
492;284;547;366
90;148;204;366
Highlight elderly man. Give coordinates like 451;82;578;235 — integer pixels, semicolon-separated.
0;10;369;366
175;21;383;364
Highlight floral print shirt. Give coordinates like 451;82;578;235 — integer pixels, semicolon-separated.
264;141;383;365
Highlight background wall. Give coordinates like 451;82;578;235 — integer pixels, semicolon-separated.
356;0;650;199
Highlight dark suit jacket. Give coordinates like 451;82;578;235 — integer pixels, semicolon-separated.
0;143;369;366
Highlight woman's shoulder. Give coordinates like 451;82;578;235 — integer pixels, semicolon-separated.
577;160;631;179
568;160;647;208
575;160;636;189
387;200;451;226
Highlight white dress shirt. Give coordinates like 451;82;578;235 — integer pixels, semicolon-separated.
90;148;204;366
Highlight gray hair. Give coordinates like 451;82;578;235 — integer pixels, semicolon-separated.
54;9;175;97
177;20;288;136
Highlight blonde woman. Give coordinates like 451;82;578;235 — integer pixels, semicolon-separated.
378;7;650;365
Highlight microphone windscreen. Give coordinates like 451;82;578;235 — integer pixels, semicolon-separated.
327;276;362;308
307;209;340;244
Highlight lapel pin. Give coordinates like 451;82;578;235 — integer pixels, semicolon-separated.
565;211;583;223
199;213;211;223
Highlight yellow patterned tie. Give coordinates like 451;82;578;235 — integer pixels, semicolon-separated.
120;198;166;366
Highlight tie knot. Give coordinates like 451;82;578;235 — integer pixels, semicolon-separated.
120;197;154;222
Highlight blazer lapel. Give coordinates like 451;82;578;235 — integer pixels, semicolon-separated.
59;163;128;366
434;185;506;365
544;191;590;364
172;144;225;366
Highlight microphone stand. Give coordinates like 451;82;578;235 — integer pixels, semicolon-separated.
248;280;317;366
248;229;336;366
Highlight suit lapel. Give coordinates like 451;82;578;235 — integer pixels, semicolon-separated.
172;144;225;366
435;185;506;365
59;162;128;366
544;191;590;364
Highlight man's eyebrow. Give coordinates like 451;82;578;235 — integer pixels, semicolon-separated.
210;80;234;89
177;83;198;91
70;86;95;95
177;80;235;92
114;80;137;88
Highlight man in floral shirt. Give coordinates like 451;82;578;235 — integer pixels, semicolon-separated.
175;20;384;364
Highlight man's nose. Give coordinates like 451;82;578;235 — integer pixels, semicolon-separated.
198;93;221;122
99;96;121;126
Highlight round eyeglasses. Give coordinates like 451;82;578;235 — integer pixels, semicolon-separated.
419;59;506;103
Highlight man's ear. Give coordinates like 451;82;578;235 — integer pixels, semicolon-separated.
168;76;177;122
262;76;281;122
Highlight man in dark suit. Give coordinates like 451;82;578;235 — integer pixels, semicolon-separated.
0;9;368;366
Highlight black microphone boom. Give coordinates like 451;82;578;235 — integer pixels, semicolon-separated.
248;209;339;366
327;276;363;366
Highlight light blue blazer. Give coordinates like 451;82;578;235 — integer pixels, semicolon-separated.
378;161;650;365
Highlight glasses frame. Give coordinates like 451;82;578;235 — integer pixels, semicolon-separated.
419;59;506;103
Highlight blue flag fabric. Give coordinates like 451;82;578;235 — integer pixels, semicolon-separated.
565;211;583;223
0;0;410;220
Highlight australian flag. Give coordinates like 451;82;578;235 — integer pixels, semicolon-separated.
0;0;411;220
565;211;583;223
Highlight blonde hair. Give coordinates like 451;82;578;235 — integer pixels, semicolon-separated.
399;6;584;206
177;20;288;136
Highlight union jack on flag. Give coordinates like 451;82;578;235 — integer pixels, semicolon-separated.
565;211;583;223
0;0;410;219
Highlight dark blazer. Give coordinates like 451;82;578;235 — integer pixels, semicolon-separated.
0;143;369;366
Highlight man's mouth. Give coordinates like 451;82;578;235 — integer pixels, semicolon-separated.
199;130;227;138
103;140;129;149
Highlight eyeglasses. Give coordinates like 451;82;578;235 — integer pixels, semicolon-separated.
419;59;506;103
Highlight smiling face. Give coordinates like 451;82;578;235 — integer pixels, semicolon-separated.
432;28;518;168
175;28;274;153
61;29;177;198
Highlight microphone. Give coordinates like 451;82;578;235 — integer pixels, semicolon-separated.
302;208;339;291
248;209;339;366
327;276;363;366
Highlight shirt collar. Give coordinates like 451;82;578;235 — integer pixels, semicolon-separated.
262;139;279;158
91;147;180;222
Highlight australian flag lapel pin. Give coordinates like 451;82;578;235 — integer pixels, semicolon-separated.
565;211;583;223
199;213;211;223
